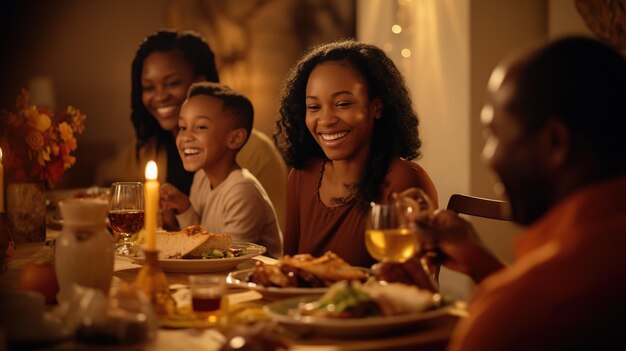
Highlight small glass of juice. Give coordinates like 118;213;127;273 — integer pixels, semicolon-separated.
189;275;227;323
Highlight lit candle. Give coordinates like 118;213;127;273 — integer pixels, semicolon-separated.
0;147;4;213
144;161;159;251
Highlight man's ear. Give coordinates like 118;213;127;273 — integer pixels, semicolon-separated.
540;117;571;170
227;128;247;150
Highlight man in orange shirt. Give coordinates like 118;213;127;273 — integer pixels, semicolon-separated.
398;36;626;350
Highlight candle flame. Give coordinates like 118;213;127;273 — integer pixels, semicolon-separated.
145;160;158;180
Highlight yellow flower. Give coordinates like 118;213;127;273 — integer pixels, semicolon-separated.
37;146;51;166
69;107;86;134
58;122;73;142
25;130;44;151
63;155;76;169
25;107;51;132
51;143;60;157
66;137;77;151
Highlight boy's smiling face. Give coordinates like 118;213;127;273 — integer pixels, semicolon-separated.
176;95;238;173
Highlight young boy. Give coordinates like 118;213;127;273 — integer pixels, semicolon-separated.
159;82;283;258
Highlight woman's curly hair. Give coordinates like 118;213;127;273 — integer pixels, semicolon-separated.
274;39;422;209
130;29;219;154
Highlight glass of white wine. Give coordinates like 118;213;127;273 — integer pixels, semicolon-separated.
365;189;434;263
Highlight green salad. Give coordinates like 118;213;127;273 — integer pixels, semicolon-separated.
198;248;247;259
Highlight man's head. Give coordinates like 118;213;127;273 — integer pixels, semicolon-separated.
482;37;626;225
177;82;253;173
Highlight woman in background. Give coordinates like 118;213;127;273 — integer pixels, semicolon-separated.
97;30;287;229
274;39;437;267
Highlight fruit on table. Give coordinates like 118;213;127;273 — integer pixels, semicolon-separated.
19;258;59;304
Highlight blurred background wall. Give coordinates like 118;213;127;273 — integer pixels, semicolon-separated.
0;0;606;298
0;0;356;188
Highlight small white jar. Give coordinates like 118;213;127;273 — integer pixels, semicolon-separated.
55;198;113;304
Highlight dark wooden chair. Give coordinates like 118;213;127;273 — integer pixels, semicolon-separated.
446;193;511;221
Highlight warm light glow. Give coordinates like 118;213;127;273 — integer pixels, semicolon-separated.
401;48;412;58
487;65;506;93
144;160;159;251
480;105;494;126
229;336;246;349
482;135;497;163
493;182;505;196
0;147;3;162
145;161;157;180
383;43;393;52
392;24;402;34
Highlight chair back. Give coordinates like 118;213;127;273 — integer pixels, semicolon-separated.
446;193;510;221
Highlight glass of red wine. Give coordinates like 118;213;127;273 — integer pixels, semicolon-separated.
108;182;145;256
189;275;227;324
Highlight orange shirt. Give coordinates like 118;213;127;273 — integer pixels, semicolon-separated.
285;157;438;267
449;175;626;351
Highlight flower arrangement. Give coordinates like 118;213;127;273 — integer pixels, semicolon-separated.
0;89;86;185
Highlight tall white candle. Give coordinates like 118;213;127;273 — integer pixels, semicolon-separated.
0;147;4;213
144;161;159;251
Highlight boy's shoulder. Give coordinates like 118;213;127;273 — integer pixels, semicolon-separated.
223;169;264;192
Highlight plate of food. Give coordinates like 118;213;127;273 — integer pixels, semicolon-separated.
226;252;369;300
264;280;454;338
131;225;266;273
47;186;110;208
46;186;110;229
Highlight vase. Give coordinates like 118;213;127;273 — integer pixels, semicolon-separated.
0;212;15;272
6;182;46;243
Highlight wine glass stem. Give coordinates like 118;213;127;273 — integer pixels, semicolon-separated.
122;233;132;247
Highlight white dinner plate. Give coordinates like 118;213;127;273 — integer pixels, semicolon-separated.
264;294;454;338
226;269;329;300
133;242;266;273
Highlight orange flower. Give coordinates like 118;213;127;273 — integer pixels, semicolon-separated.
68;107;86;134
63;155;76;169
58;122;73;142
25;130;44;151
0;89;87;185
37;146;51;167
50;143;60;157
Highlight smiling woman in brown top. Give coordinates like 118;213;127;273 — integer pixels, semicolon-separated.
274;40;437;267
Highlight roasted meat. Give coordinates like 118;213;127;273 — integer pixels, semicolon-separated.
248;251;367;288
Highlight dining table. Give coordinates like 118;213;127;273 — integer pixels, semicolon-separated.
0;227;466;351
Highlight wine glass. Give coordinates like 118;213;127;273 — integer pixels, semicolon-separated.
365;189;439;290
365;188;434;263
108;182;145;256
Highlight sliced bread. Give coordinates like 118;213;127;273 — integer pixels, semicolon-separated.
155;225;232;259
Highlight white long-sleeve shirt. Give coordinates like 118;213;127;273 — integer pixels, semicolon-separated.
176;168;283;258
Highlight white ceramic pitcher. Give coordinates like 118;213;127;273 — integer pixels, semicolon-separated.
55;198;114;303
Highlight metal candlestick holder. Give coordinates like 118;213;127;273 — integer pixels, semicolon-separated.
133;249;176;316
